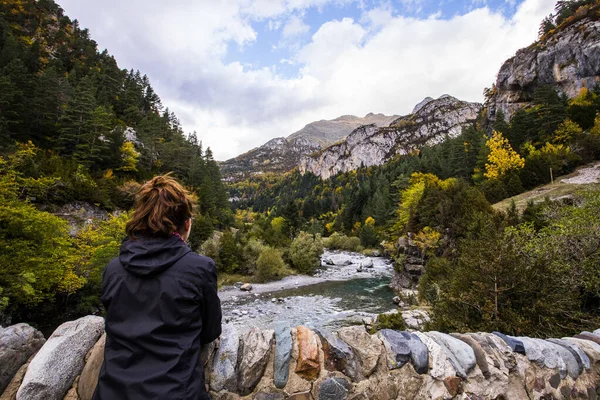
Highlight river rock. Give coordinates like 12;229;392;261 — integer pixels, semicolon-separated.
376;330;411;370
401;309;430;330
240;283;253;291
360;259;373;268
254;393;285;400
273;325;292;389
492;331;525;354
238;328;274;395
16;315;104;400
548;338;591;372
315;329;360;381
574;331;600;346
331;255;352;266
545;340;581;379
337;326;382;378
513;337;568;379
318;377;350;400
563;337;600;365
451;333;490;379
234;282;243;289
77;333;106;400
427;332;476;379
295;326;320;380
0;323;45;394
413;332;456;380
209;324;240;392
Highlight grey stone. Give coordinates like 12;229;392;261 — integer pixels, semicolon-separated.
209;324;240;392
548;338;591;372
413;332;456;379
238;328;274;395
16;316;104;400
401;309;430;330
514;337;567;378
427;332;476;379
318;377;350;400
376;330;411;370
398;331;429;374
563;337;600;365
360;259;373;268
0;323;45;393
376;330;428;374
594;329;600;336
492;332;525;354
543;340;581;379
315;329;361;381
254;393;285;400
451;333;490;379
273;324;292;389
575;331;600;346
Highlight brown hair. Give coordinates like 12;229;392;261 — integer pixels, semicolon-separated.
126;174;194;238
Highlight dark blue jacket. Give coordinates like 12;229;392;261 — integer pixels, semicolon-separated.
94;235;222;400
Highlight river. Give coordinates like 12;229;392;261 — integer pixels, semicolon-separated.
218;250;397;332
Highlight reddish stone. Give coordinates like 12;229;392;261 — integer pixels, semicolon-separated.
443;376;461;397
295;326;321;381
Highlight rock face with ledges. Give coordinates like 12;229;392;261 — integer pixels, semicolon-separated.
0;324;45;394
300;95;481;179
487;16;600;124
16;316;104;400
220;113;399;180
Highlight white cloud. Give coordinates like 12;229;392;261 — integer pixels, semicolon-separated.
282;15;311;38
58;0;555;160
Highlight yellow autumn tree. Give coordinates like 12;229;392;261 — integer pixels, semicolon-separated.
554;118;582;144
591;113;600;136
484;131;525;180
118;141;139;172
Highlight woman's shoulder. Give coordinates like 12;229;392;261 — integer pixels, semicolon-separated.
178;251;217;275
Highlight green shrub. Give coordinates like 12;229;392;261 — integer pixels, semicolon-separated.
256;247;285;282
325;232;362;252
369;311;407;333
289;231;324;274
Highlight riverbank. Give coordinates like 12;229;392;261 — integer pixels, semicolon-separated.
218;250;393;302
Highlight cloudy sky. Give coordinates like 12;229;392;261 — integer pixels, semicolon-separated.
57;0;555;160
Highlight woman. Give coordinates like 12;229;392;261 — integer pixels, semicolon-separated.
94;174;222;400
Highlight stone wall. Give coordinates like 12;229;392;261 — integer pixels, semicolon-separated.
2;316;600;400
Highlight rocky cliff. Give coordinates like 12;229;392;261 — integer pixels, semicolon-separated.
220;113;399;180
300;95;482;180
2;316;600;400
487;13;600;123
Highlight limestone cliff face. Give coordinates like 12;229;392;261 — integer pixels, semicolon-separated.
300;95;482;180
220;137;320;180
487;16;600;122
220;113;398;180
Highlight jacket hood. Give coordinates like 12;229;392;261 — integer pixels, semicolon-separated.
119;235;191;276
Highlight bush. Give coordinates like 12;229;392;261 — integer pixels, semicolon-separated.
289;231;324;274
242;239;265;275
324;232;362;252
256;247;285;282
369;311;407;333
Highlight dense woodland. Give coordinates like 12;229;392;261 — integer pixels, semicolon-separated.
0;0;599;336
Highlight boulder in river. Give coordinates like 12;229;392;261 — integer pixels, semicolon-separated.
360;259;373;268
240;283;253;291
